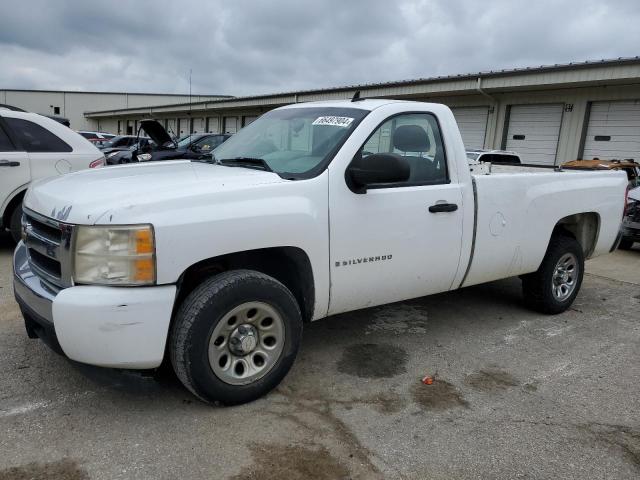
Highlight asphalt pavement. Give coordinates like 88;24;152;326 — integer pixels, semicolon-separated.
0;234;638;480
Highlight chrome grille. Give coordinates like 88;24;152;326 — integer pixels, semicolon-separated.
22;208;74;289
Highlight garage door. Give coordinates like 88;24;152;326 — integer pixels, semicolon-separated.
582;100;640;161
178;118;190;136
192;118;205;133
505;104;563;165
165;119;177;137
206;117;220;133
223;116;239;134
451;107;488;149
243;115;259;127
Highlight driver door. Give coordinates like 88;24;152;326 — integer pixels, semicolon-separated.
328;112;464;315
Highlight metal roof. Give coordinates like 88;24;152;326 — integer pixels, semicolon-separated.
85;56;640;116
1;88;233;97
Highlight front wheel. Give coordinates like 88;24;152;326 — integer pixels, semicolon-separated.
170;270;302;405
522;235;584;314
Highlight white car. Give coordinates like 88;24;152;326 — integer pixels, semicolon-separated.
466;149;522;164
14;100;627;405
1;108;105;241
77;131;116;148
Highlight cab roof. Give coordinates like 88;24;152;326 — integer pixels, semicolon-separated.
280;98;428;111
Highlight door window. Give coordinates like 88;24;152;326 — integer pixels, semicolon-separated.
360;113;448;186
0;123;15;151
5;118;72;153
194;135;225;152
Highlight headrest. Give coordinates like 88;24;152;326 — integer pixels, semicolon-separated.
393;125;430;152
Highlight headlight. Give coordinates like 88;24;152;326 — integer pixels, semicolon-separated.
137;153;152;162
106;151;120;159
74;225;156;285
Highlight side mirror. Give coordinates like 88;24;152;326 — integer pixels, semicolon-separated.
347;152;410;193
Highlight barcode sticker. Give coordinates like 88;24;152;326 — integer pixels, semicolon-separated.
312;116;354;128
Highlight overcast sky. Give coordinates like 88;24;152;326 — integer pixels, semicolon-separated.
1;0;639;97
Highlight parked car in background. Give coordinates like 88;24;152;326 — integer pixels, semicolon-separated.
13;100;627;405
98;135;140;150
562;159;639;188
466;149;522;164
620;186;640;250
104;139;155;165
102;137;153;156
47;116;71;128
0;108;105;241
77;131;115;147
135;120;231;162
1;104;71;128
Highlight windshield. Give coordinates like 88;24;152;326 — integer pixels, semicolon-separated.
177;135;200;148
212;107;369;176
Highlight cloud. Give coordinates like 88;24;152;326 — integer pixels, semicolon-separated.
0;0;639;96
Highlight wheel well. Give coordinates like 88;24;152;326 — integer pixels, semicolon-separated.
553;212;600;258
175;247;315;322
2;190;25;229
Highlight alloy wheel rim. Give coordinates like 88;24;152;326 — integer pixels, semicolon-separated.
551;253;579;301
208;301;285;386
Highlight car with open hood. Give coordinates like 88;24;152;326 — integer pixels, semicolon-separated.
134;120;231;162
103;138;154;165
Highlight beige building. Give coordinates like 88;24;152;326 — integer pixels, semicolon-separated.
84;57;640;165
0;89;230;131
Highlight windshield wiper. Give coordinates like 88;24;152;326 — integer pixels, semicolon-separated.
217;157;273;172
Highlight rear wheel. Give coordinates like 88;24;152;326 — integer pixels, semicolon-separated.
170;270;302;405
618;239;634;250
522;234;584;314
9;202;23;243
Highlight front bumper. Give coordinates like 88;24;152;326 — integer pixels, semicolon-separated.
13;242;177;369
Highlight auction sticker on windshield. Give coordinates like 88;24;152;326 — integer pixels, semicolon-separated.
312;116;354;128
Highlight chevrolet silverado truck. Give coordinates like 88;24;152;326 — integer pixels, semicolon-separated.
13;100;627;405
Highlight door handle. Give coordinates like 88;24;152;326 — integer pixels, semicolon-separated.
429;202;458;213
0;160;20;167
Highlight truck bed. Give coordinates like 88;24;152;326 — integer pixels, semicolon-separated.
462;165;626;288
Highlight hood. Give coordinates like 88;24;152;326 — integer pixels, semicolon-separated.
140;120;174;147
24;160;285;225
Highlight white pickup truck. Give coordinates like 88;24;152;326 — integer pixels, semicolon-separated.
13;100;627;405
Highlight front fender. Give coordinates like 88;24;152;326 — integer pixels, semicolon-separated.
130;173;330;319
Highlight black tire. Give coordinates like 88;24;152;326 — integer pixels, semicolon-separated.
522;234;584;314
618;239;634;250
9;202;23;243
170;269;302;405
